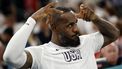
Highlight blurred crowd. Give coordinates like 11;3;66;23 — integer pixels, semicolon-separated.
0;0;122;69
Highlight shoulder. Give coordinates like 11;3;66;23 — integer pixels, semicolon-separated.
25;45;43;51
79;32;103;39
25;43;49;54
79;32;104;51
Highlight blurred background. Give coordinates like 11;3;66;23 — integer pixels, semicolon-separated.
0;0;122;69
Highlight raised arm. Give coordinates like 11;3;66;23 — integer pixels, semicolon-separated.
92;17;119;47
76;4;119;47
3;2;62;68
3;16;35;68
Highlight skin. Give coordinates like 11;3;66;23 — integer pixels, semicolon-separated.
21;2;119;68
76;4;119;47
101;43;119;65
51;12;80;47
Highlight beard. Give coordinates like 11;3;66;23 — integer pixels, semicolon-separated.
59;33;80;47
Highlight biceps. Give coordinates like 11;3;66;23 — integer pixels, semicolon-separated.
20;51;33;69
102;36;113;47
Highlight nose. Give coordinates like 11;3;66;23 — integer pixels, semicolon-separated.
73;25;79;34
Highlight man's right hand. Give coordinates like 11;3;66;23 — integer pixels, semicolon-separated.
31;2;63;23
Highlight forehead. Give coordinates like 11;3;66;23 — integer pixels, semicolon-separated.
60;12;77;24
104;45;118;52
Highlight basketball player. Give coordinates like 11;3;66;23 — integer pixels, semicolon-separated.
3;2;119;69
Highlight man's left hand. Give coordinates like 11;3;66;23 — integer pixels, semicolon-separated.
76;4;98;21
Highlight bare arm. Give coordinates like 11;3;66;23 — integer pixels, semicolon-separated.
3;17;35;68
76;4;120;47
92;17;119;47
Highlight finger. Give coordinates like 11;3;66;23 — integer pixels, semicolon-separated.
83;10;86;19
80;4;86;9
88;9;93;21
80;6;84;10
45;2;57;9
80;4;88;10
80;4;84;7
46;15;51;24
53;9;64;14
85;10;90;20
80;5;84;10
46;8;63;15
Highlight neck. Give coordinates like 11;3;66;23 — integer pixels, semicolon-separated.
51;32;61;46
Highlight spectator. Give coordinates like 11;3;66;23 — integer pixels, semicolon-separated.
97;0;118;24
1;27;14;46
115;20;122;57
98;43;122;69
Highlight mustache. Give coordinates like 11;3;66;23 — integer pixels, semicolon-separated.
72;32;80;37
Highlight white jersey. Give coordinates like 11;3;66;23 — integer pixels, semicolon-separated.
25;32;104;69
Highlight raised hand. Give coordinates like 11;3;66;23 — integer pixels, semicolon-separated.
31;2;63;22
76;4;98;21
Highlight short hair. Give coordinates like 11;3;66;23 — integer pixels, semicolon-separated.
49;7;72;30
55;7;72;13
